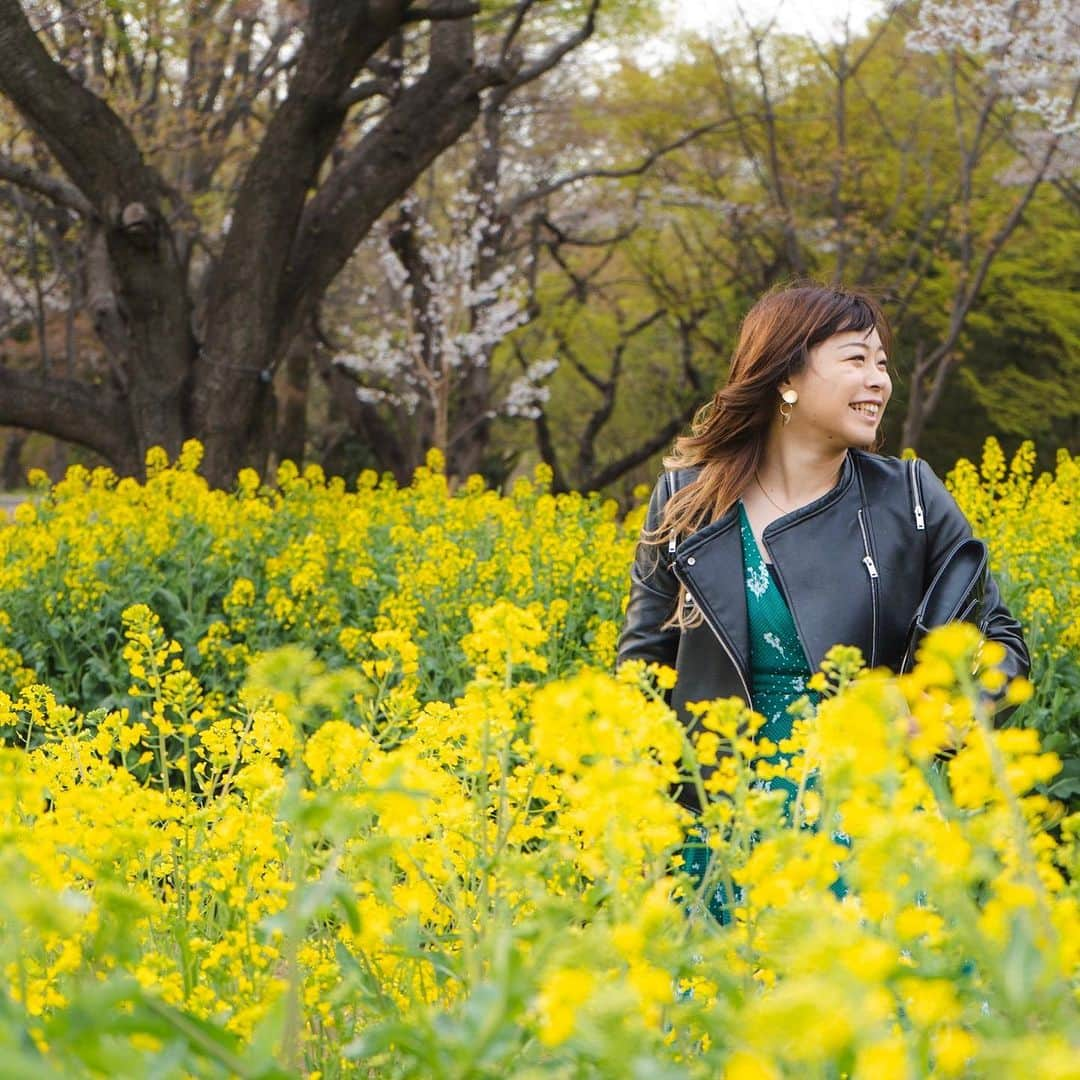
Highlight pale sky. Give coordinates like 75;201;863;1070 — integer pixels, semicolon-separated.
668;0;884;39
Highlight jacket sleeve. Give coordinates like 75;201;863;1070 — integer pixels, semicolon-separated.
616;476;681;670
917;458;1031;719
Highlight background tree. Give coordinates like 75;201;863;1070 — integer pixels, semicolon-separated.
544;0;1078;488
302;42;719;488
0;0;656;485
0;0;1075;492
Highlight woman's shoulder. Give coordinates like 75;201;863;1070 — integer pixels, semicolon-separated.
849;448;913;480
851;450;964;536
851;449;952;490
852;448;955;491
648;465;703;508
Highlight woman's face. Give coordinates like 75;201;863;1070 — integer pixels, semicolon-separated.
781;326;891;448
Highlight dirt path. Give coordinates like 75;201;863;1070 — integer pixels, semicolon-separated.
0;493;29;518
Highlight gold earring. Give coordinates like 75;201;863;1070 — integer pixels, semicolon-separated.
779;388;798;425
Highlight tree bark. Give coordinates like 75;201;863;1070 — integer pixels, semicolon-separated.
276;328;313;468
0;0;195;464
0;3;602;485
0;365;139;472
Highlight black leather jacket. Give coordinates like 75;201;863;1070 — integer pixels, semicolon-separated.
617;450;1030;730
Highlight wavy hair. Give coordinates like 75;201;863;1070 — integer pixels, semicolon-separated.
649;281;892;625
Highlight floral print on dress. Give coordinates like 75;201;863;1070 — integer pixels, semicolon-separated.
746;562;771;599
736;501;813;755
682;502;836;923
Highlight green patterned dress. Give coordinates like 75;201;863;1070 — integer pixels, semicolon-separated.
738;500;814;806
682;500;817;922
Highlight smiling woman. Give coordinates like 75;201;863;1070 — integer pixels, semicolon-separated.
616;281;1030;854
776;324;891;453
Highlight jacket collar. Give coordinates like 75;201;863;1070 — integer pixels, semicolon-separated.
676;449;859;556
670;451;861;682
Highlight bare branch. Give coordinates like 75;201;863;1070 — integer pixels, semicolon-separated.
0;363;138;471
554;331;606;393
210;22;298;144
195;6;406;410
403;1;481;22
747;27;804;274
500;0;537;61
536;212;637;249
0;153;95;217
925;130;1063;373
576;308;667;479
580;402;699;493
279;58;501;356
0;0;160;215
338;78;394;109
504;0;599;93
504;122;728;217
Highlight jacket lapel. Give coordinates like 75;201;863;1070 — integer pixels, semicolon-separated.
763;495;873;672
671;454;870;682
672;513;750;682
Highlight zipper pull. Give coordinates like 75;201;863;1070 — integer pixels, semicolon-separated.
862;554;879;579
909;459;926;531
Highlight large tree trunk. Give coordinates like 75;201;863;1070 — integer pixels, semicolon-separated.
0;3;602;484
1;430;26;490
276;329;313;468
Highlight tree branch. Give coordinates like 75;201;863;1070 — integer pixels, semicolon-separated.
404;1;481;21
278;36;502;358
554;330;605;392
338;77;394;109
0;0;161;215
503;122;727;217
0;153;95;218
580;401;699;493
195;3;406;414
0;363;137;470
576;309;666;479
923;131;1062;374
500;0;538;61
504;0;599;92
746;27;804;275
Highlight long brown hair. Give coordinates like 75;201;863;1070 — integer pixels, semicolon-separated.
653;281;893;548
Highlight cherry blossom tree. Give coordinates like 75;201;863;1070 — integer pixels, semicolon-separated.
909;0;1079;137
327;184;556;478
899;0;1079;448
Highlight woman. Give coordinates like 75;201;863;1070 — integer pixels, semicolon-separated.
616;283;1030;915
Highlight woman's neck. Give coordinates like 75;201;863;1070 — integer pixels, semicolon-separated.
756;440;847;506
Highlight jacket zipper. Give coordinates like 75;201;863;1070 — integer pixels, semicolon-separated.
857;508;879;667
908;458;925;531
673;564;752;704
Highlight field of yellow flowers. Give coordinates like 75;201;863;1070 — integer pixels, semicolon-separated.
0;439;1076;1078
